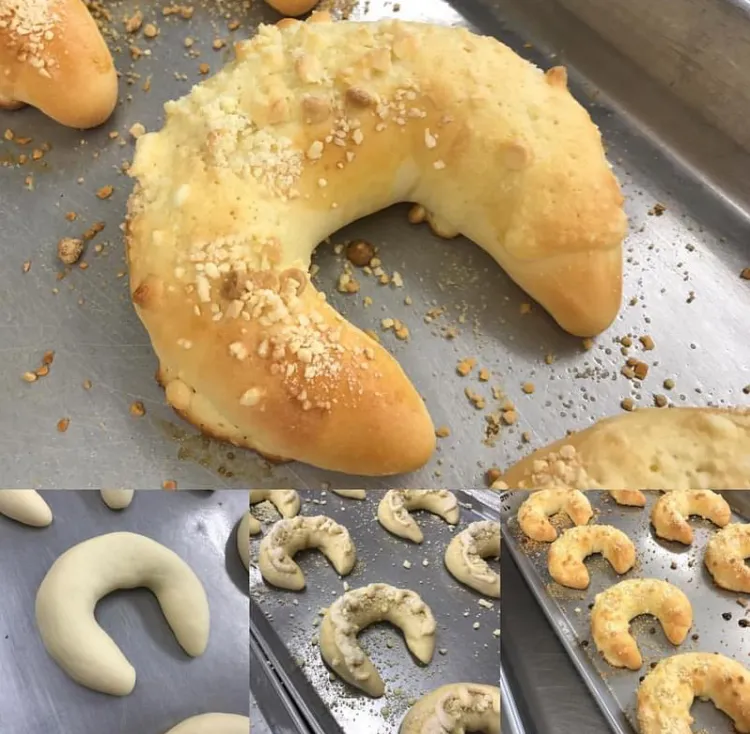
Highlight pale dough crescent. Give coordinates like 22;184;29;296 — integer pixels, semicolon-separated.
493;407;750;490
238;511;251;569
162;713;250;734
0;489;52;527
126;15;626;476
100;489;135;510
400;683;500;734
637;652;750;734
0;0;117;127
377;489;459;543
331;489;366;499
444;521;500;598
249;489;300;518
319;583;436;697
35;531;210;696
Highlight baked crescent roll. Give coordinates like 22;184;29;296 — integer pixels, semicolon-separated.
126;16;625;476
0;0;117;128
493;407;750;490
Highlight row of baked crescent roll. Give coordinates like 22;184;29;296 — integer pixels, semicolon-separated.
249;489;501;734
515;489;750;734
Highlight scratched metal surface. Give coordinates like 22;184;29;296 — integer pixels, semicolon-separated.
1;0;749;489
0;490;249;734
501;490;750;734
249;490;500;734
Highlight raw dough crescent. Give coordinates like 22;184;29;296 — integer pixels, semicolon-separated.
651;489;731;545
249;489;300;518
238;511;251;569
258;515;356;590
400;683;501;734
35;531;210;696
0;489;52;527
378;489;459;543
517;489;592;542
126;16;626;476
547;524;636;589
320;583;436;697
162;713;250;734
637;652;750;734
444;521;500;598
0;0;118;127
493;407;750;490
331;489;366;499
591;578;692;669
100;489;135;510
705;523;750;593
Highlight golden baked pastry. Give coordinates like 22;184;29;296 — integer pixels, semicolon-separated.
319;583;436;697
548;524;635;589
444;521;500;598
517;489;592;542
377;489;459;543
637;652;750;734
651;489;731;545
264;0;319;16
249;489;300;518
400;684;500;734
331;489;366;499
705;523;750;593
591;578;692;669
0;0;117;128
258;515;356;590
609;490;646;506
492;408;750;490
126;15;626;476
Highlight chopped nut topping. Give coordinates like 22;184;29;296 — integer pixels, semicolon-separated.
435;425;450;438
346;239;375;267
96;185;114;200
129;401;146;417
57;237;84;265
143;22;159;38
457;357;477;376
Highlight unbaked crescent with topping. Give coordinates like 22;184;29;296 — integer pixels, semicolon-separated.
400;683;501;734
378;489;459;543
126;14;626;476
444;520;500;598
249;489;301;518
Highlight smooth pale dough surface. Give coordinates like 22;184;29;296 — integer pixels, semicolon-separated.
249;489;300;517
331;489;366;499
0;0;118;127
444;521;501;598
35;531;210;696
378;489;459;543
100;489;135;510
162;713;250;734
320;583;436;697
400;683;501;734
637;652;750;734
650;489;731;545
238;511;251;569
0;489;52;527
548;524;636;589
494;408;750;490
591;578;692;669
127;16;625;477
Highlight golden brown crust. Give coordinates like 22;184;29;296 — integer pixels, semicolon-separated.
127;17;625;476
0;0;117;128
264;0;319;17
495;407;750;490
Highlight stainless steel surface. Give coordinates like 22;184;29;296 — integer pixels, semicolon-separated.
249;490;500;734
501;490;750;734
500;664;525;734
0;490;249;734
1;0;749;489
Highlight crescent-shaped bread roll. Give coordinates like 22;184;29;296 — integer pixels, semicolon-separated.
162;714;250;734
591;578;692;669
258;515;356;589
377;489;459;543
517;489;592;542
237;511;252;569
705;523;750;593
650;490;731;545
548;524;636;589
400;684;501;734
100;489;135;510
249;489;300;518
0;489;52;526
319;583;436;697
35;531;210;696
493;407;750;490
331;489;366;499
444;521;500;598
126;16;626;476
0;0;117;128
637;653;750;734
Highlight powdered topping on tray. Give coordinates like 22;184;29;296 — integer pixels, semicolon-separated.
0;0;58;75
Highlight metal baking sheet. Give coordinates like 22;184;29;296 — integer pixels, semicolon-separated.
500;664;526;734
501;490;750;734
0;490;249;734
249;490;500;734
1;0;749;489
